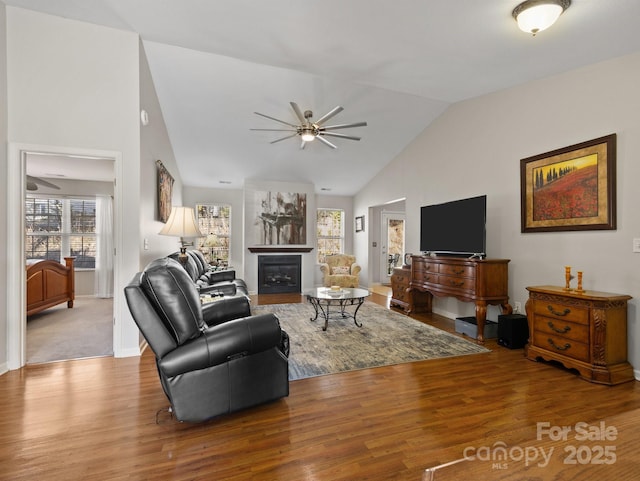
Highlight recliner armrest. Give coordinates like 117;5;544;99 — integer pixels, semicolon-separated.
197;283;237;296
158;313;283;377
204;269;237;283
202;296;251;326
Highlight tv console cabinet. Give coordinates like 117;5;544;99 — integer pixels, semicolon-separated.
407;255;512;343
525;286;634;385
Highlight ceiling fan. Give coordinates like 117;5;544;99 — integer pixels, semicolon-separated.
26;175;60;191
251;101;367;149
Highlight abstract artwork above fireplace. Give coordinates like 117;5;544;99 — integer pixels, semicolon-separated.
254;191;307;245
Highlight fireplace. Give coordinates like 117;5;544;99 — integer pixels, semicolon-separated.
257;255;302;294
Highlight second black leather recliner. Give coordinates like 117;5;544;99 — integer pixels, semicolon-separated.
168;250;249;297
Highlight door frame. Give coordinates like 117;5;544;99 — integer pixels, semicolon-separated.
7;143;123;370
379;211;406;284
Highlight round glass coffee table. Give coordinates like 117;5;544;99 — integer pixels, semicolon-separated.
304;287;370;331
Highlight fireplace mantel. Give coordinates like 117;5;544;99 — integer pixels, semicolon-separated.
248;247;314;253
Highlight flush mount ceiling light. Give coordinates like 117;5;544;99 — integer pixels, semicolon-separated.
512;0;571;36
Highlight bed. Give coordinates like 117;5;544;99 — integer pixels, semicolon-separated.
26;257;75;316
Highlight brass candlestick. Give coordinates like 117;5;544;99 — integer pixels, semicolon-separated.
564;266;572;291
576;271;584;293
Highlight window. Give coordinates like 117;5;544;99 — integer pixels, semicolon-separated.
316;208;344;263
196;204;231;267
25;197;97;268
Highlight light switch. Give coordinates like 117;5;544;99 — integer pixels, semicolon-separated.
144;238;149;250
633;238;640;253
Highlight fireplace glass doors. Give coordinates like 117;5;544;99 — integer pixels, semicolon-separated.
257;255;302;294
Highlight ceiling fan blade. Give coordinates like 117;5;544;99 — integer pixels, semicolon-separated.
315;106;343;126
315;136;337;149
254;111;298;128
320;121;368;130
270;133;299;144
321;132;362;141
290;102;306;124
250;128;297;132
26;175;60;190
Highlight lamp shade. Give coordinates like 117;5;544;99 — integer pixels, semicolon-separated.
512;0;570;35
159;206;203;238
204;233;219;247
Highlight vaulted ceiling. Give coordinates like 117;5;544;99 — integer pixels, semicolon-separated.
7;0;640;195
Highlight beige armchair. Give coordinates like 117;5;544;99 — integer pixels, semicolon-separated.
320;254;361;288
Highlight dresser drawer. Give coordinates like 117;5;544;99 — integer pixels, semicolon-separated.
439;264;475;278
393;289;408;302
414;261;437;273
534;316;589;344
532;331;590;362
438;274;474;291
532;300;589;325
415;271;438;284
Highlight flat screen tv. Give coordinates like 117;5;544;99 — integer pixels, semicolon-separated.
420;195;486;257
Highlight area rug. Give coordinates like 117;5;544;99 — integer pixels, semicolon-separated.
252;301;490;380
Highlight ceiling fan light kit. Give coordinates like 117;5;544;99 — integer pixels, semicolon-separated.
512;0;571;36
251;101;367;149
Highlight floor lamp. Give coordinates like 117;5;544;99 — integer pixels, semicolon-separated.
159;206;204;267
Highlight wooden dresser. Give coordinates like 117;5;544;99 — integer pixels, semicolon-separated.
525;286;634;385
408;256;512;342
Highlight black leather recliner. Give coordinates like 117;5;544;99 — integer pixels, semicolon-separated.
124;257;289;422
168;250;249;297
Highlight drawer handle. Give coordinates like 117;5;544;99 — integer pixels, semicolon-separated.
547;321;571;334
453;268;465;275
548;338;571;351
547;305;570;317
450;280;465;287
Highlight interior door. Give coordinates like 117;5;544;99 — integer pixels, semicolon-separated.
380;212;406;284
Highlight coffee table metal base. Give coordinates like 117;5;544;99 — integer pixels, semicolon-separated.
306;296;366;331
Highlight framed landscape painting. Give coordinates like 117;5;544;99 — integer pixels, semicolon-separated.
520;134;616;233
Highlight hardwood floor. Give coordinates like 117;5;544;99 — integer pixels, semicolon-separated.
2;292;639;480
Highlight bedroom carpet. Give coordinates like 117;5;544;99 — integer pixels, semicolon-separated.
252;301;490;380
27;295;113;364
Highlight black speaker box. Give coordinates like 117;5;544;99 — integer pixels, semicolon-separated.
497;313;529;349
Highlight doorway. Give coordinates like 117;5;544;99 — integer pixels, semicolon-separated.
25;153;116;363
7;143;123;370
379;211;406;285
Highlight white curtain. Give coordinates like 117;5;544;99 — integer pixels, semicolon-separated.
94;195;114;298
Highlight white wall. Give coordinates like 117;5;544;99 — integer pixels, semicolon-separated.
5;7;142;363
139;40;184;268
355;52;640;375
0;3;9;373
